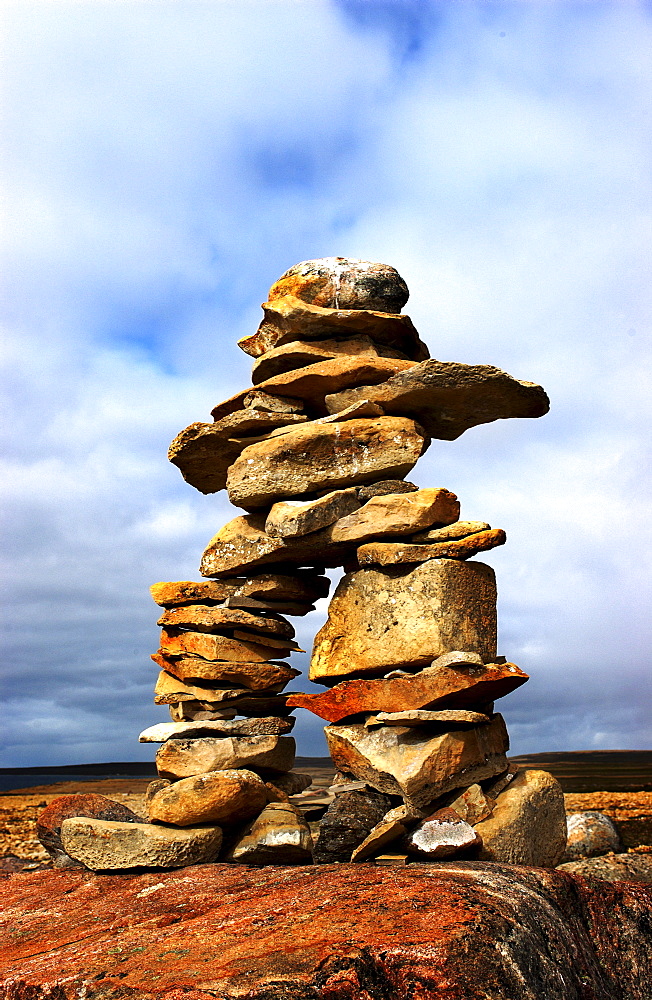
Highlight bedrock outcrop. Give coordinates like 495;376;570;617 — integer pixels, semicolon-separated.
1;863;650;999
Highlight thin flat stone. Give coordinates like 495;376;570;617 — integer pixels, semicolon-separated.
157;629;279;663
154;671;252;705
357;529;506;566
220;596;315;616
150;573;328;607
151;654;298;690
351;805;424;862
61;818;223;871
243;390;305;413
231;630;304;652
325;358;550;440
237;294;429;362
365;709;491;727
140;717;294;743
157;605;294;639
289;662;528;723
169;704;237;722
357;480;418;499
328;488;460;544
411;520;491;543
251;335;409;384
211;356;417;422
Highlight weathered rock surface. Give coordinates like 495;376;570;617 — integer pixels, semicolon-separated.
60;818;222;871
224;801;312;865
357;478;418;499
328;487;460;544
403;807;482;858
313;788;395;863
325;715;509;810
243;389;305;412
350;804;417;861
357;528;506;566
158;628;278;662
36;794;142;868
411;519;491;542
147;769;268;826
154;671;252;705
366;709;491;727
309;560;498;682
325;358;550;439
227;415;426;509
563;790;652;849
563;810;622;860
139;717;294;743
167;411;307;494
3;863;650;999
171;692;293;720
251;334;408;384
265;488;361;539
292;661;527;721
557;851;652;883
157;605;294;639
152;654;298;690
151;573;328;607
268;771;313;796
211;355;417;422
446;782;495;824
155;735;296;780
168;702;236;721
475;769;567;867
238;293;429;361
267;258;410;313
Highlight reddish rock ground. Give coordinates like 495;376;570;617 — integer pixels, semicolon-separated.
1;861;650;999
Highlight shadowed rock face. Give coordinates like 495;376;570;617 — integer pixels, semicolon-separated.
1;863;650;998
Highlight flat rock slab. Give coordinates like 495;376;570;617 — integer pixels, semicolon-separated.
1;863;650;999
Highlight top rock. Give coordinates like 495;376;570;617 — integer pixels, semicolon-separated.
268;258;409;314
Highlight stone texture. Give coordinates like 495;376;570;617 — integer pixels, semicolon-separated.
327;488;460;546
403;807;482;859
199;514;345;577
151;573;328;607
563;811;622;861
292;661;527;722
447;783;495;824
357;528;507;566
147;768;268;826
563;790;652;849
151;653;298;690
227;415;426;510
251;335;408;384
158;628;278;662
557;852;652;883
349;805;415;861
168;692;292;720
238;294;429;362
167;411;307;494
325;358;550;439
211;355;417;422
243;389;305;412
224;801;312;865
366;709;491;727
60;818;222;871
155;735;296;780
230;630;303;651
411;519;492;542
267;258;410;313
265;488;361;539
154;671;253;704
474;769;567;867
309;560;498;682
313;787;396;863
268;771;313;796
157;604;294;639
36;794;142;868
4;864;650;999
326;715;510;811
357;478;419;499
168;703;237;722
220;595;315;615
139;717;294;742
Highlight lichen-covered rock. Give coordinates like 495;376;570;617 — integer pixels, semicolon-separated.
357;528;506;566
267;258;410;313
313;787;396;863
60;818;222;871
474;768;567;867
2;863;650;998
557;851;652;883
563;810;622;861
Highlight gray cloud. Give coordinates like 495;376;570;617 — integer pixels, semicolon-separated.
1;1;651;765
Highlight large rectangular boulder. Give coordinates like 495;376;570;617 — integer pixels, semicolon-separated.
309;560;497;683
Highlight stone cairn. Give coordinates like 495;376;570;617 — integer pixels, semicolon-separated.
42;258;569;871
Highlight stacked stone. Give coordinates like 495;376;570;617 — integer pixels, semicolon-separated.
144;256;564;868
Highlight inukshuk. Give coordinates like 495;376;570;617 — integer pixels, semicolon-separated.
143;257;563;867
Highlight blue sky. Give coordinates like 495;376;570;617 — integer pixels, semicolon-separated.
1;0;650;766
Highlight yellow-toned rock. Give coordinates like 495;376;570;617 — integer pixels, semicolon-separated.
329;488;459;544
155;735;296;780
267;258;409;313
147;769;268;827
157;629;281;662
224;801;313;865
474;769;567;867
265;488;361;539
152;654;298;691
357;529;506;566
227;416;426;510
251;335;409;384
